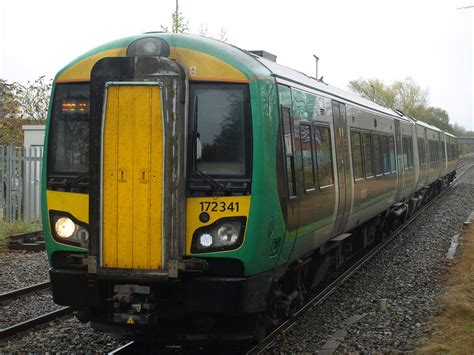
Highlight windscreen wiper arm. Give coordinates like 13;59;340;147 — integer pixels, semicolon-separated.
195;169;228;196
68;172;89;187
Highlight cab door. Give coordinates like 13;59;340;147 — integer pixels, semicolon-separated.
88;57;187;276
102;83;164;269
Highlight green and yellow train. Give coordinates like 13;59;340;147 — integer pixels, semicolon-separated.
43;33;458;342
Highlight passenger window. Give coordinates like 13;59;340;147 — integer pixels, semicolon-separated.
402;137;408;169
351;130;364;180
281;106;297;197
373;134;382;175
407;138;414;168
382;136;390;174
418;138;426;165
363;133;374;177
300;124;315;191
315;126;334;187
389;136;396;172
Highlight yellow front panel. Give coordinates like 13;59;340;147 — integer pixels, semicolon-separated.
103;85;163;269
47;190;89;224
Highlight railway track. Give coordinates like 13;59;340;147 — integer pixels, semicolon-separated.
8;230;45;252
246;161;474;354
0;282;72;341
0;281;50;303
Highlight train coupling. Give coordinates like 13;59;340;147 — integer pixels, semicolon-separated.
112;284;155;325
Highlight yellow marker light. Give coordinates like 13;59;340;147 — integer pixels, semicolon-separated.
55;217;76;239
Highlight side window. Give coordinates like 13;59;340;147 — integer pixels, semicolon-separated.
407;138;414;168
418;138;426;165
429;140;435;163
402;137;408;169
441;141;446;161
315;126;334;187
389;136;396;172
382;135;390;174
300;124;315;191
363;133;374;178
281;106;297;197
373;134;382;175
350;130;364;180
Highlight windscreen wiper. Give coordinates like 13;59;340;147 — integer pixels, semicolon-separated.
195;169;229;196
68;172;89;187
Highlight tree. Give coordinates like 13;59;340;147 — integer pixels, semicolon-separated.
348;78;396;108
161;8;190;33
10;76;52;121
216;28;228;42
198;23;209;37
0;76;51;145
0;80;19;118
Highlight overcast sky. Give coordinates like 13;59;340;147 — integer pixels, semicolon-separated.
1;0;472;130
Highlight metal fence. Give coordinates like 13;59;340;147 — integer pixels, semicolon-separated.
0;146;43;222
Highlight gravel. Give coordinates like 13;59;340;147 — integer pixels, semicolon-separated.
0;250;49;293
0;290;61;328
0;316;128;353
270;164;474;353
1;164;472;353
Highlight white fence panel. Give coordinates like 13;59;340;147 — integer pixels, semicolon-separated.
0;145;43;222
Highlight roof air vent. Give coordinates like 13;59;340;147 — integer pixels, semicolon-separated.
249;50;277;62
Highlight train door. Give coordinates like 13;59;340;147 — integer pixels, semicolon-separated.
393;119;404;202
88;57;187;274
280;106;300;233
331;101;351;236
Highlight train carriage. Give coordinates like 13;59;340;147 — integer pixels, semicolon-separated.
43;33;458;342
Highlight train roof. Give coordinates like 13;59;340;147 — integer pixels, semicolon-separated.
252;54;405;119
55;33;453;137
415;119;443;132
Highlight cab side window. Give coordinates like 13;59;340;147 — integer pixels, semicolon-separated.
300;124;315;191
282;106;297;197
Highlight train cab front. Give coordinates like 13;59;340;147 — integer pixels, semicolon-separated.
44;36;260;341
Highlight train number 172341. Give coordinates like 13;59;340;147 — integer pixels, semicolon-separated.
200;201;240;213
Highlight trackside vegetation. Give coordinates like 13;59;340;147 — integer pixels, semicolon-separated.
420;223;474;352
0;221;42;248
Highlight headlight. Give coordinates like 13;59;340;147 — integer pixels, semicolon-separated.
55;217;76;238
216;224;240;246
192;218;246;253
51;214;89;248
127;37;170;57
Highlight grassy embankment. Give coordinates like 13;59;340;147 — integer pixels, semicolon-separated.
0;221;42;248
420;223;474;352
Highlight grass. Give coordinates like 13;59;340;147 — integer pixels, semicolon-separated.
419;223;474;353
0;220;43;248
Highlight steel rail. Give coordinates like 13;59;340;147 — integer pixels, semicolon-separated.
0;306;72;341
108;341;136;354
0;282;51;303
247;162;473;354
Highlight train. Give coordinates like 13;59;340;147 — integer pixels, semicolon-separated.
42;33;458;343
